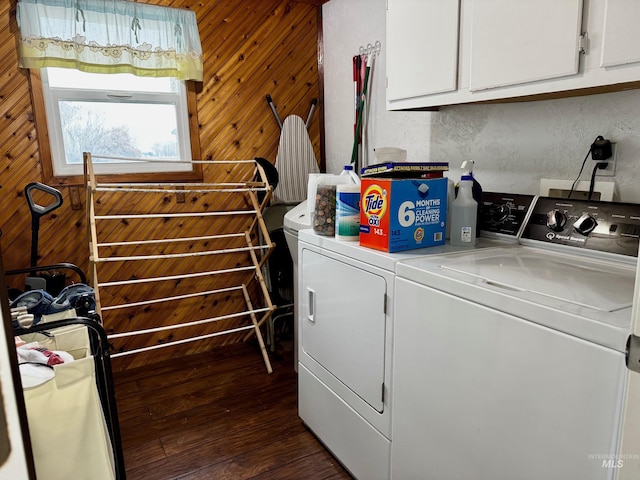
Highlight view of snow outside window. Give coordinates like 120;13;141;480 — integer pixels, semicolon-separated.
44;68;190;174
58;101;179;164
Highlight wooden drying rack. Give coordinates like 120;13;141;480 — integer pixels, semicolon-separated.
83;152;276;373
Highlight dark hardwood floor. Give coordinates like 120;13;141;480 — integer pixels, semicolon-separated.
112;334;353;479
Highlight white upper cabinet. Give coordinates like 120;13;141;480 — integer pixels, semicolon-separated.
600;0;640;68
468;0;582;92
387;0;640;109
386;0;460;105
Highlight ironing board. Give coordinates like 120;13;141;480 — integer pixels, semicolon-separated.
272;114;319;204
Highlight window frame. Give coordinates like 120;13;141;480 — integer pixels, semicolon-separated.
28;69;203;186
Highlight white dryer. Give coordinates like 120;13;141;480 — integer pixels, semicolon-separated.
298;230;451;480
392;196;640;480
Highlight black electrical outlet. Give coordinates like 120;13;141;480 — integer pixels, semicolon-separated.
591;138;612;160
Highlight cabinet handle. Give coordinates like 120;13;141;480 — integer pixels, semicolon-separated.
307;288;315;323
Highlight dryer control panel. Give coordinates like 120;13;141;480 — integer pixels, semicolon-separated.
522;197;640;257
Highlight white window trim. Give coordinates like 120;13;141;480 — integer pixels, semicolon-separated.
40;68;194;177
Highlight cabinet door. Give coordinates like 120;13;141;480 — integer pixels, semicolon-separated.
601;0;640;68
386;0;460;103
469;0;583;92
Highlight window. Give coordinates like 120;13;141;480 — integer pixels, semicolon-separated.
30;68;202;185
17;0;204;185
36;67;201;182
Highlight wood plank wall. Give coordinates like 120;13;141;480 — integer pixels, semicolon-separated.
1;0;325;370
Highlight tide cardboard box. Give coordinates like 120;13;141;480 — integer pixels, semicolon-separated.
359;177;447;252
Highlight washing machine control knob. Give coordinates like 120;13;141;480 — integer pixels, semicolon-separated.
573;214;598;235
546;209;567;232
490;204;511;224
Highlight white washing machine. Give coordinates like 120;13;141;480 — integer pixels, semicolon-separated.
283;200;310;368
283;200;310;273
297;193;535;480
392;196;640;480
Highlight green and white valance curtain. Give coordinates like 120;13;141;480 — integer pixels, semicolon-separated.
16;0;203;81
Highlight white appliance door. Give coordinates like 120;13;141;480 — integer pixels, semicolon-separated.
397;247;635;352
617;254;640;479
300;249;386;412
441;250;634;312
392;278;626;480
